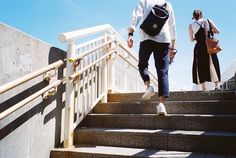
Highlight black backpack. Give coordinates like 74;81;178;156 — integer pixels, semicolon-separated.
140;3;169;36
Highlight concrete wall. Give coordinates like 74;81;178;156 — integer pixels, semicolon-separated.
221;58;236;90
221;58;236;82
0;22;66;158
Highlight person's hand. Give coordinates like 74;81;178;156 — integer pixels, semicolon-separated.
169;49;177;64
127;35;133;48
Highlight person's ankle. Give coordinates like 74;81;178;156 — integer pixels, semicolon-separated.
145;81;151;87
159;96;165;103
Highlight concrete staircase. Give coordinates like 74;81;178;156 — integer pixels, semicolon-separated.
51;91;236;158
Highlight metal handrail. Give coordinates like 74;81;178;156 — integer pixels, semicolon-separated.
116;52;158;88
68;39;115;63
59;24;158;84
70;50;115;80
0;60;64;94
0;79;63;120
60;24;159;148
68;48;158;87
116;40;138;62
74;36;106;50
116;40;158;85
58;24;112;43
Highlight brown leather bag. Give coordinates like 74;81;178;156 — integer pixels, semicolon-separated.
206;37;222;54
206;20;222;54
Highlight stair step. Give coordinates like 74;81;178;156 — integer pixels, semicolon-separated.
94;100;236;115
108;91;236;102
81;114;236;132
75;128;236;155
50;146;236;158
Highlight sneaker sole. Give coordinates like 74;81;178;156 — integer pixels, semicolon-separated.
158;112;167;116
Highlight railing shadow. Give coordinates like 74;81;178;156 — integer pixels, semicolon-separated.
0;80;48;114
47;47;66;147
1;95;50;140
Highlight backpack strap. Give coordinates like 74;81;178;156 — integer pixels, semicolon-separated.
195;21;204;28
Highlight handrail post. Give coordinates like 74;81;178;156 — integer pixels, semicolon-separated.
108;58;115;94
124;53;130;92
64;41;75;148
101;33;109;103
107;34;116;94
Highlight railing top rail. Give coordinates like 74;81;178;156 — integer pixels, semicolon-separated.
70;50;115;80
58;24;113;43
59;24;138;61
116;52;158;87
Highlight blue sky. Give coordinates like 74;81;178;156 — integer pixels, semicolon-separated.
1;0;236;90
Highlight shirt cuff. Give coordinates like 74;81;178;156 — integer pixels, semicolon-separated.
128;25;136;32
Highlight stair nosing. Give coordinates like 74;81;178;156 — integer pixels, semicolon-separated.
77;127;236;136
51;145;235;157
88;114;236;117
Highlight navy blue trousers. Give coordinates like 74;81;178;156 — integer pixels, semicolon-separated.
138;40;170;97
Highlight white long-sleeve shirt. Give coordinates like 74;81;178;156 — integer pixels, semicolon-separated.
189;18;220;42
129;0;176;43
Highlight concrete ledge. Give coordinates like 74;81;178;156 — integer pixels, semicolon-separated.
50;146;236;158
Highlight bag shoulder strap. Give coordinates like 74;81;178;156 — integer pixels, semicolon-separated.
207;19;214;37
154;2;167;8
162;3;167;8
195;21;204;28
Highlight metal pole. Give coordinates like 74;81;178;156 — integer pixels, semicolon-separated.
101;34;109;103
64;41;76;148
108;59;115;94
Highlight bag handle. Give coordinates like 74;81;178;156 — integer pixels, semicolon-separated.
207;19;214;38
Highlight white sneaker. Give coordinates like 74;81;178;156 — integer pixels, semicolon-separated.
157;103;167;116
214;86;221;91
142;86;155;100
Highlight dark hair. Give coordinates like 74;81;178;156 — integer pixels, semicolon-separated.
192;9;202;20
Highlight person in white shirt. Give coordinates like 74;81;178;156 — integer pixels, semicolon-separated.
188;9;221;91
127;0;177;115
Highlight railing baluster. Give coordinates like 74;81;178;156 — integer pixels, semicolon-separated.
64;42;76;148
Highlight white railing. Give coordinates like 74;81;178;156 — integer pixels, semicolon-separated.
59;24;158;147
0;24;158;148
